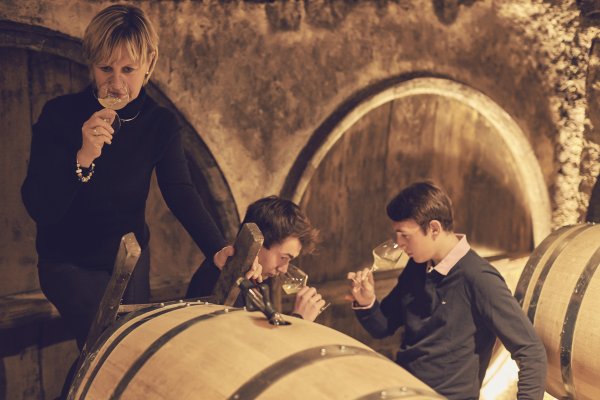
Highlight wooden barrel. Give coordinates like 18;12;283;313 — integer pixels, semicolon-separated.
68;302;443;400
514;223;600;400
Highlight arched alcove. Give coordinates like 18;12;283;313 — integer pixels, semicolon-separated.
281;77;552;398
285;77;551;283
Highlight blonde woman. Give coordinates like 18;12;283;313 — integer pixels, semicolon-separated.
21;4;244;351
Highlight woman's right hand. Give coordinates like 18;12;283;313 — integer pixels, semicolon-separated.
347;267;376;307
213;246;263;283
78;109;116;167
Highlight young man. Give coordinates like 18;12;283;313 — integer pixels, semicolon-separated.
187;195;326;322
348;181;547;400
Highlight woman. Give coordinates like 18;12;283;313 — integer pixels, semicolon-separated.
20;4;245;350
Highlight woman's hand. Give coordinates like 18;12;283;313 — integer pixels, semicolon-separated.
213;245;233;270
346;267;376;307
292;286;327;322
213;246;263;283
78;109;116;167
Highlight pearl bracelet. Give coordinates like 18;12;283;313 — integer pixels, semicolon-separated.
76;159;95;183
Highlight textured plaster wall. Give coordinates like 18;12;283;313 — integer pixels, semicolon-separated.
500;1;600;226
1;0;599;227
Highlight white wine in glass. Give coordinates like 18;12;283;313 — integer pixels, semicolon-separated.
281;264;331;314
281;264;308;295
98;95;128;110
96;79;130;131
371;239;405;271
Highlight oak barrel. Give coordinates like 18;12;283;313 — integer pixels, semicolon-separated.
68;302;443;400
515;223;600;400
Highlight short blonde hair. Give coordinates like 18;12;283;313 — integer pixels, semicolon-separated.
83;4;158;85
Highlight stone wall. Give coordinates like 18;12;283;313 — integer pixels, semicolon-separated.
2;0;598;224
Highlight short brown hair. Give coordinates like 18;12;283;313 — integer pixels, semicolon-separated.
83;4;158;85
242;196;319;255
386;181;454;233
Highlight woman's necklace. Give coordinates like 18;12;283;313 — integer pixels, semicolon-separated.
120;110;141;123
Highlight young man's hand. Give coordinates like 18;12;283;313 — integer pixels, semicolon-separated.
293;286;327;322
347;268;376;307
245;256;263;282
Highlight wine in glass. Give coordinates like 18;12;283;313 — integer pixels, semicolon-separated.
96;78;130;132
371;238;405;272
281;264;308;295
281;264;331;314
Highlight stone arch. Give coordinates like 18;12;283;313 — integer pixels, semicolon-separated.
284;76;551;249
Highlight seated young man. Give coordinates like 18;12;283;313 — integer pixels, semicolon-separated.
187;195;326;322
347;181;547;400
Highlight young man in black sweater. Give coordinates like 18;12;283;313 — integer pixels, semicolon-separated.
187;195;327;322
348;181;547;399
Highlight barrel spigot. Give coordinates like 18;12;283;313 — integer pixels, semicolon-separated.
236;277;291;326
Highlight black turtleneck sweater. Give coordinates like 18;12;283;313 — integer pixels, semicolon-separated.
21;86;227;270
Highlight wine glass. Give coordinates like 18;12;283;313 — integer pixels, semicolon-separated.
280;264;331;313
95;78;130;132
371;238;405;272
281;264;308;295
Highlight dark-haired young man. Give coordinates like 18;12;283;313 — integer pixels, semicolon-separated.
348;181;547;399
187;195;326;321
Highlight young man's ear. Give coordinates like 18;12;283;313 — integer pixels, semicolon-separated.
429;220;442;237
